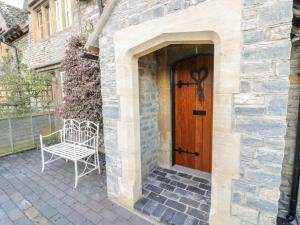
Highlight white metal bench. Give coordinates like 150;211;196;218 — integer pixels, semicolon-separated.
40;119;100;188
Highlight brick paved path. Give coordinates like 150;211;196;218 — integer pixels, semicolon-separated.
134;167;211;225
0;150;154;225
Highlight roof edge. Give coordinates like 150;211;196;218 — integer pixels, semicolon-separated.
84;0;119;53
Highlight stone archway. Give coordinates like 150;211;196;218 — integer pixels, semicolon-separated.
109;2;242;224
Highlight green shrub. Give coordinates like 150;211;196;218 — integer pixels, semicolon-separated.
0;54;54;118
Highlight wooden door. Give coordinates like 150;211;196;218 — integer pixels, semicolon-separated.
173;55;213;172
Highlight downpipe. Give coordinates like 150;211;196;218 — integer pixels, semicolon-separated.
287;100;300;222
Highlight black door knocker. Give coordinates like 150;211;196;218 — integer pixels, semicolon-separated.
190;67;208;100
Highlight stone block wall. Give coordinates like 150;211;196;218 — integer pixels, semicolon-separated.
231;0;293;224
278;42;300;217
99;0;209;199
138;53;160;180
13;0;100;69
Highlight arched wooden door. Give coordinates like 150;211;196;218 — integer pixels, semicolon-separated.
172;54;213;173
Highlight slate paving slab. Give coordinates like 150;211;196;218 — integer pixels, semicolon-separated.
134;166;211;225
0;149;154;225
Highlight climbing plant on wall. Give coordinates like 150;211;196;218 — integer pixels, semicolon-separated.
59;35;102;126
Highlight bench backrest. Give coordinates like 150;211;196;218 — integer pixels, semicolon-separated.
63;119;99;150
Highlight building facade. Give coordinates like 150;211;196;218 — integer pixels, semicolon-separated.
0;0;102;107
84;0;300;224
1;0;300;224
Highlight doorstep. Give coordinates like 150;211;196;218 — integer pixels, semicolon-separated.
134;165;211;225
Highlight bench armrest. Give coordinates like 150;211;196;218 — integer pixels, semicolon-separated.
40;130;62;138
40;130;62;148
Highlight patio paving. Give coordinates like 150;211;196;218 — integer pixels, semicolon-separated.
0;149;154;225
134;166;211;225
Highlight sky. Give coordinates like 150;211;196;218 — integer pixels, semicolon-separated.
0;0;24;8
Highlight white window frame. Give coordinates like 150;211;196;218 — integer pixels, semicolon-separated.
37;9;43;40
45;5;52;35
64;0;72;28
55;0;63;32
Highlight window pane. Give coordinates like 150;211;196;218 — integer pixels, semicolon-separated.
37;10;43;39
65;0;72;27
45;5;52;35
55;0;62;31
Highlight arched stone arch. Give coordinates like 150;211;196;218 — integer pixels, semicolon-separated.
107;1;242;224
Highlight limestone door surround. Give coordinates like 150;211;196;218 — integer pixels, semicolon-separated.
112;0;242;224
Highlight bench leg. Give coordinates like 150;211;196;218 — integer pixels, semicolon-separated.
74;160;78;188
41;148;45;172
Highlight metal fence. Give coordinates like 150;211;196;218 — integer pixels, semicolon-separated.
0;112;58;156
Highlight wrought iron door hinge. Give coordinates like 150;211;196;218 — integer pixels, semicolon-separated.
174;147;199;156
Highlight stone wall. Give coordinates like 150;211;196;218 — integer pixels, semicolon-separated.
138;53;160;180
99;0;209;199
278;42;300;217
231;1;293;224
13;0;100;69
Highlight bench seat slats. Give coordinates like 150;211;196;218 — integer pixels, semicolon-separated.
43;143;95;160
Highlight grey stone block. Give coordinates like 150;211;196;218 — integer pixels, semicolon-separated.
153;170;167;177
168;0;182;13
257;149;283;165
187;207;209;221
134;197;149;211
163;168;177;174
174;188;194;198
171;211;188;225
192;177;210;184
234;106;265;115
165;199;186;212
264;80;289;93
160;208;176;224
232;192;243;204
67;211;86;225
199;204;210;213
14;217;34;225
266;95;288;115
177;172;192;179
83;210;103;224
161;189;180;200
57;204;73;216
157;176;171;184
247;197;278;213
241;136;263;147
146;184;163;194
180;196;201;208
232;180;256;194
39;204;57;218
148;192;167;204
247;170;281;188
142;199;158;215
242;62;271;75
184;216;200;225
186;186;205;195
236;118;286;136
258;2;292;27
243;30;264;44
170;181;187;189
159;182;175;192
7;208;24;221
152;203;167;218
